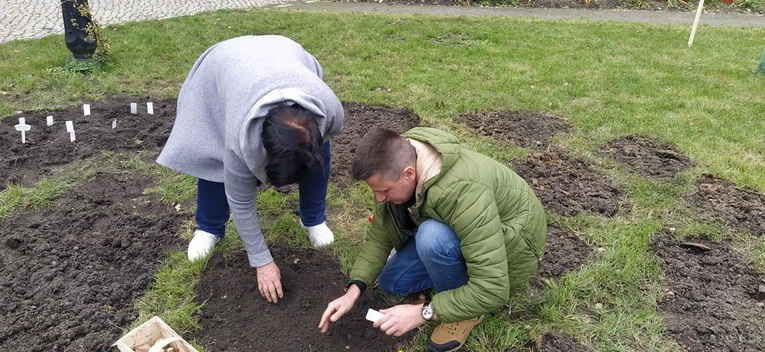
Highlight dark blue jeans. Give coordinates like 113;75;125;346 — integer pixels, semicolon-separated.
196;142;331;238
377;220;469;296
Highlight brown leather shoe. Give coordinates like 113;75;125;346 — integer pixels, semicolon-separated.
427;315;485;352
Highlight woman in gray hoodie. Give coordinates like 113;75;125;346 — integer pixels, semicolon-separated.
157;35;344;303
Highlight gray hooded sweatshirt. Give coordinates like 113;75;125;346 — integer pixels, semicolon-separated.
157;35;344;267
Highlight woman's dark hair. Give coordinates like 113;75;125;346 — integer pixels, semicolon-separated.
262;104;324;187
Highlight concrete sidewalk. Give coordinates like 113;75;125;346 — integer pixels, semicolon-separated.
0;0;285;43
1;0;762;44
272;1;765;28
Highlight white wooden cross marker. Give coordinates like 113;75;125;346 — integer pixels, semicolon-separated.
14;117;31;143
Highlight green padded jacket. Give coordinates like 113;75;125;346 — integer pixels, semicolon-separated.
349;127;547;322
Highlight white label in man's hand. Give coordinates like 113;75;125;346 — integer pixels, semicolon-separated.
366;308;383;323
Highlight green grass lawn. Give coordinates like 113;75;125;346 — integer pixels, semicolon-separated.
1;7;763;352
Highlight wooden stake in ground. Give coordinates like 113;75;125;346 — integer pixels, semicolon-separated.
688;0;705;47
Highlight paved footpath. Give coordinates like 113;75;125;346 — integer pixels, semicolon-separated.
0;0;285;43
1;0;762;43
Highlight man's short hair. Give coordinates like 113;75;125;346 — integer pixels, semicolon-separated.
262;104;324;187
352;127;415;181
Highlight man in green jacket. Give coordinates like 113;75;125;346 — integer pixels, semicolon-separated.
319;127;547;352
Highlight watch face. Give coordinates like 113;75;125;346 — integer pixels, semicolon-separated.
422;304;434;320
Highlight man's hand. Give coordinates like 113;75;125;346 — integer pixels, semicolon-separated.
374;303;426;337
318;284;361;333
256;261;283;303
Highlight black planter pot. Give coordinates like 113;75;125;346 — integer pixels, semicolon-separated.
61;0;98;61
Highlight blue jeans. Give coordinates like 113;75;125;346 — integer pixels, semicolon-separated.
196;141;332;237
377;220;469;296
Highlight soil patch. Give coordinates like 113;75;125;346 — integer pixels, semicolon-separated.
456;110;571;150
529;331;592;352
0;171;188;351
512;150;627;217
0;97;176;190
330;102;421;188
598;135;695;179
651;232;765;351
538;226;594;280
191;244;410;351
687;173;765;236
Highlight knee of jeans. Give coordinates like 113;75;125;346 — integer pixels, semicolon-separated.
415;220;452;254
377;276;411;297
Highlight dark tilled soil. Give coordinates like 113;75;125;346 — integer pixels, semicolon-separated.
2;96;762;351
0;97;176;190
512;150;627;217
599;135;696;179
687;173;765;236
0;171;188;351
537;226;594;280
191;244;411;351
456;110;571;150
651;232;765;352
531;331;592;352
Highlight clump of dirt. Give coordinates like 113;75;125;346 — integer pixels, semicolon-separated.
651;232;765;352
512;150;627;217
537;226;594;280
0;97;175;190
687;173;765;236
529;331;592;352
0;171;188;351
598;135;696;179
191;244;411;351
330;101;420;187
456;110;571;150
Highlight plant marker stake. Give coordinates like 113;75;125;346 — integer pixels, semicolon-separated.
112;119;117;129
688;0;705;47
83;104;90;116
365;309;383;323
130;103;137;114
47;115;54;126
146;102;154;115
66;120;76;142
14;117;31;144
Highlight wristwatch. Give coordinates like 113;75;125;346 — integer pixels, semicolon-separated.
421;301;434;321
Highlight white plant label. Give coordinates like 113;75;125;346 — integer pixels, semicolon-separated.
83;104;90;116
146;102;154;115
66;120;75;142
130;102;137;114
112;119;117;129
46;115;54;126
365;309;383;323
14;117;31;143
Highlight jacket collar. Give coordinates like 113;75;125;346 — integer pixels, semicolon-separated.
407;138;442;203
